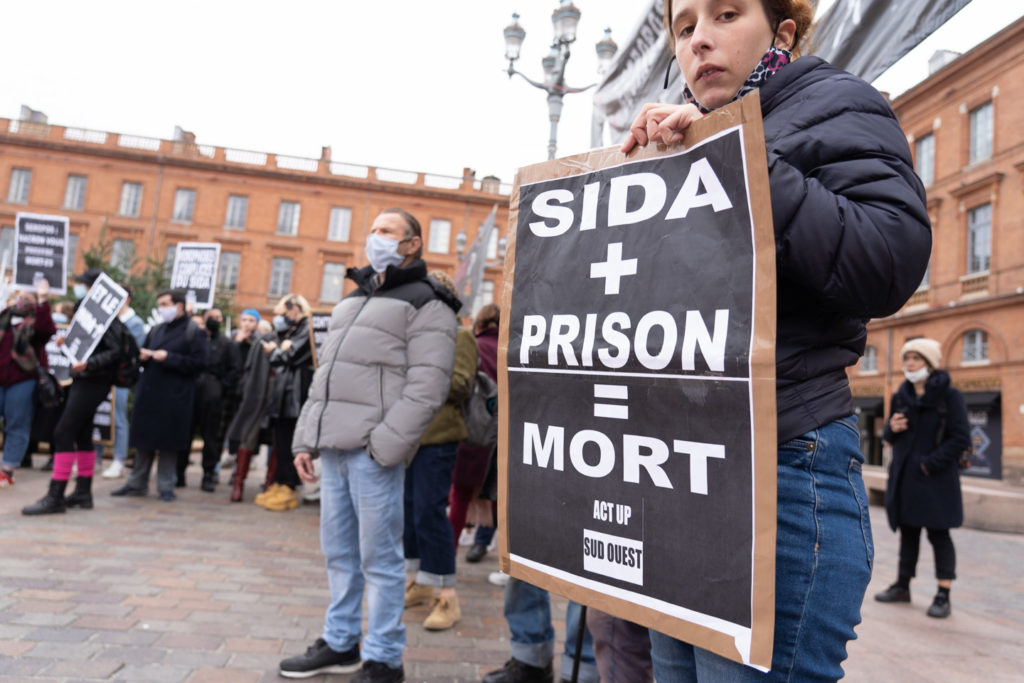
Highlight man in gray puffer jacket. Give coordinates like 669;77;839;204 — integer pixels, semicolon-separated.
280;208;457;683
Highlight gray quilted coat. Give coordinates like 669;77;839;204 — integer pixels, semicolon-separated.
292;260;458;467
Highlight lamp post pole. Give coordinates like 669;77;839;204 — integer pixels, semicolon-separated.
504;2;618;160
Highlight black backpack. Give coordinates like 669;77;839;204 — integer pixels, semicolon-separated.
462;370;498;449
113;324;142;388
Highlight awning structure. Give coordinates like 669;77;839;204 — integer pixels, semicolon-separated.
852;396;884;413
962;391;1001;409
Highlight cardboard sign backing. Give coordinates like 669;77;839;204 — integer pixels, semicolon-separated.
498;95;778;669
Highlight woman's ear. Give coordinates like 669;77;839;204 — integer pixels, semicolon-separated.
774;18;797;51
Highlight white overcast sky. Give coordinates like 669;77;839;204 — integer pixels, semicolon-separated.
2;1;1021;186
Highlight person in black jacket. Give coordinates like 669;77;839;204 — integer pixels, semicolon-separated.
176;307;240;492
112;289;209;501
254;293;314;511
24;270;126;515
616;0;931;679
875;338;970;619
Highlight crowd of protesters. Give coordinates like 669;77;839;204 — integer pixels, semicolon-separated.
2;0;947;676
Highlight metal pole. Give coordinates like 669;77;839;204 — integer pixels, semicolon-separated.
570;604;587;682
547;92;563;160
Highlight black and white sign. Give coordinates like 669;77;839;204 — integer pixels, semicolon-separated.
13;212;69;294
62;273;128;365
310;313;332;367
44;326;72;384
92;388;115;446
171;242;221;309
502;98;777;669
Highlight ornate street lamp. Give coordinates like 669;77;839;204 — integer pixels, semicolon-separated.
503;2;618;160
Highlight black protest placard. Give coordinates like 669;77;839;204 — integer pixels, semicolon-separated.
62;273;128;365
310;312;332;368
45;325;72;384
14;212;69;294
499;96;777;669
92;388;115;446
171;242;221;309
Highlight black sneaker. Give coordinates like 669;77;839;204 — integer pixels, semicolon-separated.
352;660;404;683
110;485;146;497
465;543;488;563
279;638;360;678
483;658;554;683
874;583;910;603
927;594;951;618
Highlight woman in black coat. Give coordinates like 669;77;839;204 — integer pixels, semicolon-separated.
113;289;209;501
876;338;970;619
253;293;314;511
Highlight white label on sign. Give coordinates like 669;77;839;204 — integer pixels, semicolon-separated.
582;529;644;586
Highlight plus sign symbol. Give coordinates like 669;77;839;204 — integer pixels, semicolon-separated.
590;242;638;295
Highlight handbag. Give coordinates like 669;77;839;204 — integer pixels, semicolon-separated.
35;367;62;410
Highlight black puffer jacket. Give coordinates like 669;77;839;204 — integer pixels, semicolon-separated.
882;370;970;530
760;57;932;443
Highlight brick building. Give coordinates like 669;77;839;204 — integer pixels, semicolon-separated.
0;117;510;319
848;18;1024;484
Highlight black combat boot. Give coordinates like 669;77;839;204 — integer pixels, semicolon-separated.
65;476;94;509
22;479;68;515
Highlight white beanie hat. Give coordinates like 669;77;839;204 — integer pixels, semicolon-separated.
901;338;942;369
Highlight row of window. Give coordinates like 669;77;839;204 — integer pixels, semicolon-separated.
913;100;993;187
861;330;989;372
5;169;495;256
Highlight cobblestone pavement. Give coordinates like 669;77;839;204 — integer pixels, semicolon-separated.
1;458;1022;682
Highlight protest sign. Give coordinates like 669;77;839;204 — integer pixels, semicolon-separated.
62;273;128;365
13;212;69;294
92;388;115;446
171;242;221;309
44;325;72;384
499;95;777;669
309;312;332;368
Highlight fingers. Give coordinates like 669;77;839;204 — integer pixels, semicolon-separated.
622;103;702;154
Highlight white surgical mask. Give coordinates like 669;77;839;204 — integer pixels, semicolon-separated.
158;305;178;323
73;283;88;299
365;233;405;273
272;315;290;332
904;367;930;384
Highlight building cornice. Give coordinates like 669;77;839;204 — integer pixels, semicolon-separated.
868;290;1024;329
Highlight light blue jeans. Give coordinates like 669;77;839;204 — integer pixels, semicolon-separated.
1;379;37;470
96;386;131;465
505;577;598;682
319;448;405;668
650;416;873;681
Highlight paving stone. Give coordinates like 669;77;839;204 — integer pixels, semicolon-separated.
42;659;125;679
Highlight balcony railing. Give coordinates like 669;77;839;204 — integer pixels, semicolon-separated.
960;271;989;296
1;116;512;195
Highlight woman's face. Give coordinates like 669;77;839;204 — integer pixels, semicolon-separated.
902;351;927;373
239;314;258;333
670;0;784;110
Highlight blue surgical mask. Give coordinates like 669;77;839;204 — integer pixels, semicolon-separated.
365;233;405;273
73;283;88;299
273;315;289;332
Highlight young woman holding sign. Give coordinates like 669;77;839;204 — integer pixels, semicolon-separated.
621;0;931;679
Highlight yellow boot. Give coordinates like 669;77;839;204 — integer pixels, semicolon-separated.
424;593;461;631
261;485;299;511
404;580;434;607
254;482;282;507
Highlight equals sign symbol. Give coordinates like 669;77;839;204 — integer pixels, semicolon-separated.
593;384;629;420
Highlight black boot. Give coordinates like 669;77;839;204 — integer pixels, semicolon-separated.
40;456;54;472
65;476;94;509
201;472;216;492
22;479;68;515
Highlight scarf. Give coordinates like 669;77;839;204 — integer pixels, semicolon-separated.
683;45;792;114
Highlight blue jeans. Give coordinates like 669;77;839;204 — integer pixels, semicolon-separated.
650;416;873;681
96;386;131;464
505;577;598;682
404;442;457;587
1;379;36;470
320;448;405;668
